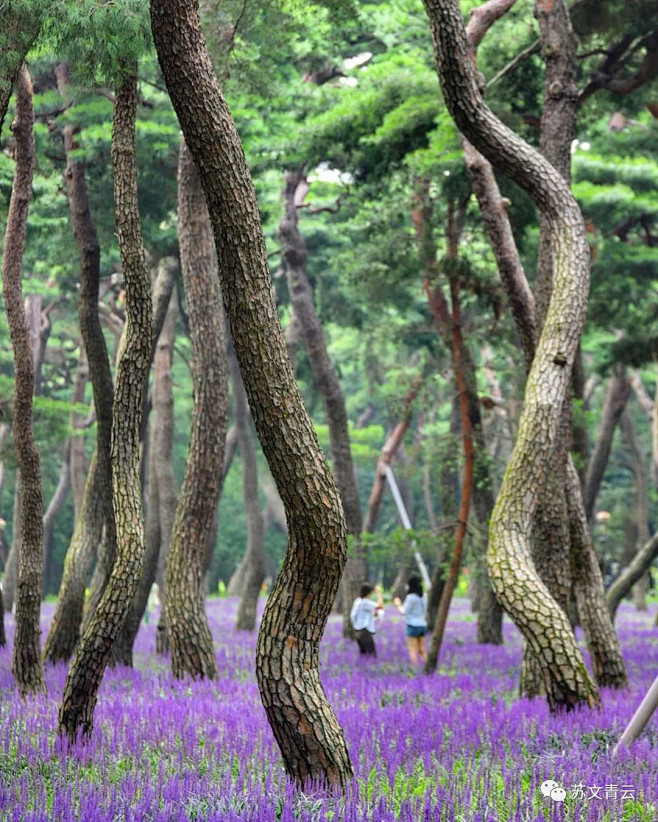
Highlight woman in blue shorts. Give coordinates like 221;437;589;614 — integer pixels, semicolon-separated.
393;575;427;665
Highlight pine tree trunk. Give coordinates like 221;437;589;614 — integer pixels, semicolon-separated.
0;422;7;643
55;63;117;625
69;345;89;519
279;169;365;638
2;65;45;695
620;409;650;612
231;349;267;631
42;445;71;595
165;137;228;680
583;366;631;521
113;278;177;666
59;70;152;740
150;0;353;784
421;0;599;710
0;10;40;138
153;292;178;656
43;452;103;663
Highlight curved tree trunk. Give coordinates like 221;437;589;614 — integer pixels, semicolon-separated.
231;348;266;631
150;0;353;785
3;65;45;695
43;452;103;664
279;168;365;638
421;0;599;710
55;62;117;627
166;137;228;680
59;70;152;740
42;445;71;595
113;281;177;666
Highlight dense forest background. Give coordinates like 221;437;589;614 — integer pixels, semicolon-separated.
0;0;656;605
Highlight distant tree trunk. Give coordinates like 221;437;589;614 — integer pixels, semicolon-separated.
153;291;178;656
608;531;658;619
2;65;45;695
620;409;650;611
42;445;71;595
151;0;353;784
583;366;631;521
55;62;116;625
166;137;228;681
2;485;20;612
59;70;152;740
0;422;7;643
425;256;475;672
69;345;89;519
230;349;267;631
279;168;365;639
363;379;422;534
421;0;599;709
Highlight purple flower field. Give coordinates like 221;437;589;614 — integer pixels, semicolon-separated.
0;598;656;821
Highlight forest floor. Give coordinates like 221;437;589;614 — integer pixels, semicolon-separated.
0;597;656;821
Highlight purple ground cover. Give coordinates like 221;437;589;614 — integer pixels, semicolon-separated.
0;597;656;821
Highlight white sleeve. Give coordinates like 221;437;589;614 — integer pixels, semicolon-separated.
350;599;360;627
401;595;412;616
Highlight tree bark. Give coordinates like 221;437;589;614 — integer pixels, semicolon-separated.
55;62;117;625
0;9;40;139
59;70;152;740
421;0;599;710
150;0;353;785
153;291;178;656
0;422;7;644
2;65;45;695
583;366;631;521
279;168;365;638
69;345;89;519
620;409;650;611
230;348;267;631
42;444;71;595
113;282;178;666
425;275;475;672
165;137;228;680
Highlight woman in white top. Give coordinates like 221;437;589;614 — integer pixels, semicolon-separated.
350;583;384;656
393;575;427;665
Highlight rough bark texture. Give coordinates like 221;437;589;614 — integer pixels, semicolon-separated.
279;168;364;638
583;366;631;521
69;345;89;519
150;0;353;784
0;9;40;138
421;0;599;710
43;452;103;664
55;63;117;624
59;71;152;740
165;138;228;681
231;348;267;631
113;280;177;667
3;66;45;695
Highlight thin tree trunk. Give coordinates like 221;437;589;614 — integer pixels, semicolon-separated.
425;267;475;671
59;70;152;741
166;137;228;680
607;531;658;619
150;0;353;784
620;408;650;611
2;484;20;612
69;344;89;519
2;65;45;695
279;168;365;638
153;291;178;656
0;422;7;643
583;366;631;521
42;445;71;595
55;63;117;625
362;378;422;534
231;349;266;631
421;0;599;710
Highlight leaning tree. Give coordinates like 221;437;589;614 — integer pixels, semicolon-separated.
150;0;353;786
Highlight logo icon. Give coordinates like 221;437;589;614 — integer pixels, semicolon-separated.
541;780;566;802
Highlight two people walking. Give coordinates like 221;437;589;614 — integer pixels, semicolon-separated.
350;575;427;664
